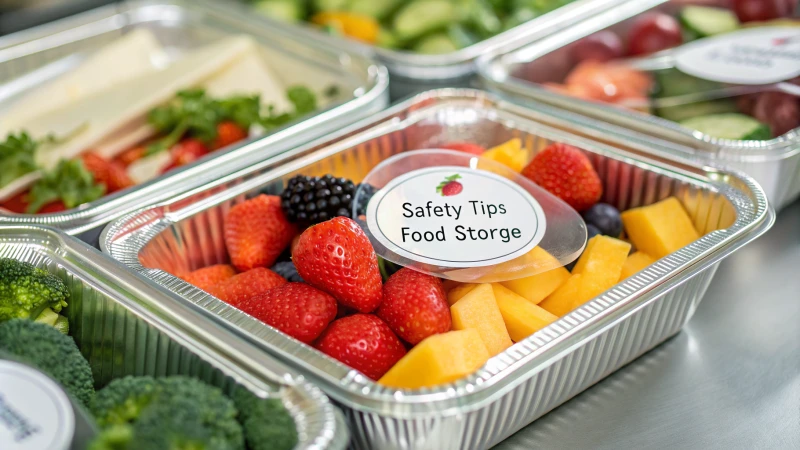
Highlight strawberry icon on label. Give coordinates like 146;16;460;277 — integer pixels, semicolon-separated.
436;174;462;197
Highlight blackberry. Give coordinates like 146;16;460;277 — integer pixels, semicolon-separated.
280;174;359;224
271;261;304;283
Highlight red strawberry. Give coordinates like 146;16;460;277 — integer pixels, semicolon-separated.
436;174;462;197
238;283;337;344
293;217;383;313
441;142;486;155
80;152;134;193
521;142;602;211
225;195;297;271
161;139;209;173
212;121;248;150
181;264;236;292
315;314;406;380
377;268;451;344
209;267;287;308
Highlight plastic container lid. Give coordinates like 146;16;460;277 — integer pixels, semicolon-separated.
354;149;587;283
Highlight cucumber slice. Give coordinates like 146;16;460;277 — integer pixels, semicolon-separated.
652;69;722;99
680;6;739;38
349;0;403;19
254;0;306;23
413;33;460;54
679;113;772;140
313;0;349;12
448;23;480;48
655;99;738;122
393;0;456;41
377;27;401;49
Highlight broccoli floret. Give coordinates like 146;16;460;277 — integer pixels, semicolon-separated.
89;376;245;450
90;376;159;428
232;386;298;450
0;319;94;406
0;258;69;325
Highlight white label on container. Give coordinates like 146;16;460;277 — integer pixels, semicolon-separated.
675;27;800;85
366;166;546;268
0;361;74;450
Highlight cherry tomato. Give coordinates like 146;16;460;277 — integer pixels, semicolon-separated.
570;31;625;63
627;13;683;56
161;139;209;173
752;92;800;137
211;121;248;150
733;0;794;22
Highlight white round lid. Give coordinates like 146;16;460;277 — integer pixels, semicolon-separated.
0;360;75;450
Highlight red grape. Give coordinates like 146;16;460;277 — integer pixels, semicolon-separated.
627;13;683;56
733;0;794;22
752;92;800;137
571;31;625;63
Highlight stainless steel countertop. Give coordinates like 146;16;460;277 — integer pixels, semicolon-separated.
497;200;800;450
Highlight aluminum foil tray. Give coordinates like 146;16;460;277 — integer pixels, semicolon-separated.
0;0;388;239
0;224;348;449
478;0;800;210
102;89;773;449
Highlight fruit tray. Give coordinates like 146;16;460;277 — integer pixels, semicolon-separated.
101;89;773;449
0;224;348;449
0;0;388;239
478;0;800;210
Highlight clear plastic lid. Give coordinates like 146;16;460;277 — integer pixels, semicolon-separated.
353;150;587;283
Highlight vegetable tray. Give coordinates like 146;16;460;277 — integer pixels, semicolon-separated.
478;0;800;210
0;0;388;240
101;89;773;449
0;224;349;449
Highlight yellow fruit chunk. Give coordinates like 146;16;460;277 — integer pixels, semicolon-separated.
500;266;570;305
539;274;583;317
492;284;558;342
450;284;512;356
619;251;656;280
378;329;489;389
572;235;631;286
621;197;700;259
447;283;477;306
482;138;529;172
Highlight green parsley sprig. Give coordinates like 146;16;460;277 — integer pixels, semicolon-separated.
26;159;104;214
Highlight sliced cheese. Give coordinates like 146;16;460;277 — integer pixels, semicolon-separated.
28;36;256;169
1;29;167;132
127;151;173;184
204;49;289;110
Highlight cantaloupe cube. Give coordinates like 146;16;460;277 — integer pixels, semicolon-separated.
572;235;631;288
538;274;583;317
500;266;570;305
378;329;489;389
621;197;700;259
492;284;558;342
447;283;478;306
619;252;656;280
481;138;528;172
450;284;512;356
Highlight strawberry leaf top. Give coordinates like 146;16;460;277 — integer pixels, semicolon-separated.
435;174;461;195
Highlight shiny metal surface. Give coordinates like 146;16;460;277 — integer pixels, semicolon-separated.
102;89;773;450
497;199;800;450
478;1;800;211
0;225;348;449
0;0;388;236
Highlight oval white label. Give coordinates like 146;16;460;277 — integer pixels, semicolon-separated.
0;361;74;450
675;27;800;85
366;166;546;268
